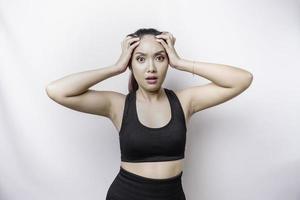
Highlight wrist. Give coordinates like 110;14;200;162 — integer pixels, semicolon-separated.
175;59;192;71
111;64;124;75
172;58;184;70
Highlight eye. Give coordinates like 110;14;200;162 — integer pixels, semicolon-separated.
136;55;165;63
136;56;145;62
156;55;165;61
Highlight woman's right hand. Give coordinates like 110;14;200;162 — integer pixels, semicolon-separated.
114;35;140;73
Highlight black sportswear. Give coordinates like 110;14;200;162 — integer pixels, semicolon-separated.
119;88;187;162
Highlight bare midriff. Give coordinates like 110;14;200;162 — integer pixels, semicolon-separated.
120;158;184;179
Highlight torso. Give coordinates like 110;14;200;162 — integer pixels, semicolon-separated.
110;89;191;179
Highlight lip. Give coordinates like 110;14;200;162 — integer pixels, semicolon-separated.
145;76;158;79
146;79;158;84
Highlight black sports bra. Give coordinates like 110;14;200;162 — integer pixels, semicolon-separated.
119;88;186;162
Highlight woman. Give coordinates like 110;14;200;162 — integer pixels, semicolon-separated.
46;28;253;200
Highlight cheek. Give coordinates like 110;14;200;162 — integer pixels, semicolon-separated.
131;65;144;77
131;62;141;71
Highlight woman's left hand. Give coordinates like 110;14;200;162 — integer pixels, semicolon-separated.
155;32;182;69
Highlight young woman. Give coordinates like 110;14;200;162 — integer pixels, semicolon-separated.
46;28;253;200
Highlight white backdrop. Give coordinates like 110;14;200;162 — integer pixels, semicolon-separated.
1;0;300;200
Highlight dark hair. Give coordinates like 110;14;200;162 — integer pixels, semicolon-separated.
126;28;165;93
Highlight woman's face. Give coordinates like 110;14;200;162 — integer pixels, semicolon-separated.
130;34;169;91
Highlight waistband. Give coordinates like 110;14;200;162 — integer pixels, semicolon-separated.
119;166;183;184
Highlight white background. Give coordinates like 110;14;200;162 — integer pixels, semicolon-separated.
1;0;299;199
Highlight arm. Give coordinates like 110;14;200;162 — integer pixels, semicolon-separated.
154;32;253;116
175;59;253;115
45;65;122;118
45;35;140;119
45;35;141;122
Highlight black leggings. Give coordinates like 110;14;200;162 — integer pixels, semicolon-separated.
106;166;186;200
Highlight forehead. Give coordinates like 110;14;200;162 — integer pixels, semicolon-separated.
133;35;165;55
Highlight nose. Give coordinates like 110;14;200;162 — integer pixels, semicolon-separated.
147;60;157;72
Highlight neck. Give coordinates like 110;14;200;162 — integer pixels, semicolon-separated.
136;88;165;102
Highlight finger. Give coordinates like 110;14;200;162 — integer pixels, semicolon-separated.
127;37;140;42
125;35;135;41
126;37;140;45
129;40;140;49
156;38;168;50
162;31;170;35
122;36;131;44
161;31;174;38
129;39;140;47
155;35;172;47
128;37;140;41
124;36;139;43
165;34;175;45
122;36;138;44
161;32;175;43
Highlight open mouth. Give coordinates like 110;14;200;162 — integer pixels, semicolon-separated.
145;77;158;84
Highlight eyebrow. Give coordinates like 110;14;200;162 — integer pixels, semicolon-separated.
135;50;166;55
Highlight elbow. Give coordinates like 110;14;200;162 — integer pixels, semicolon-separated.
233;72;253;89
246;72;253;84
45;84;55;99
45;84;62;100
240;72;253;88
